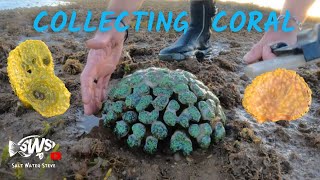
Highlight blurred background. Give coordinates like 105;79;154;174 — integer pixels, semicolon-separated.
0;0;319;18
220;0;320;17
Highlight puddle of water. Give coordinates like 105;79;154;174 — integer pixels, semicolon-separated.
211;41;229;58
75;109;101;134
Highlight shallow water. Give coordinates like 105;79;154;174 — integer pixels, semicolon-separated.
75;109;101;134
0;0;69;10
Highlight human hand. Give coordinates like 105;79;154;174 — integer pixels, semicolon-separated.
81;29;125;115
244;28;298;64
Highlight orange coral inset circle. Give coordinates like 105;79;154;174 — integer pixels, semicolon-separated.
242;69;312;123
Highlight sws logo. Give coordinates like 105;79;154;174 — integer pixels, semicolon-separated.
9;135;56;160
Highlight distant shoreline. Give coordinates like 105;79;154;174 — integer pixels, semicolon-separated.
0;0;70;11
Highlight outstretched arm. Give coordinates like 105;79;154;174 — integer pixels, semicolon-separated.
81;0;145;115
244;0;315;64
281;0;315;23
107;0;144;24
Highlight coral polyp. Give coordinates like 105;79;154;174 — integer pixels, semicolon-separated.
103;68;226;155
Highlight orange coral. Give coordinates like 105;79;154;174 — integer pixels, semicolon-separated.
243;69;312;123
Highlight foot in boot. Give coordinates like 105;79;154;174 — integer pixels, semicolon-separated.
159;0;217;61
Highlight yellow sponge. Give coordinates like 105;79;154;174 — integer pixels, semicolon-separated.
7;40;70;117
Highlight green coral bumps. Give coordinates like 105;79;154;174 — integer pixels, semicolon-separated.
197;123;213;148
213;122;226;143
188;123;213;148
152;95;170;111
178;91;197;105
189;124;201;138
123;111;138;124
163;100;180;126
173;83;189;93
127;134;141;148
144;136;158;154
170;131;193;156
112;101;125;113
153;87;173;97
133;84;150;95
159;74;175;88
104;110;117;125
125;93;141;108
198;135;211;149
132;123;146;138
177;114;191;128
198;101;215;121
114;121;129;138
127;123;146;148
138;110;159;124
102;67;226;155
190;83;206;99
167;100;180;111
122;74;143;87
179;106;201;123
164;110;177;126
136;95;153;112
186;106;201;122
112;84;132;99
151;121;168;140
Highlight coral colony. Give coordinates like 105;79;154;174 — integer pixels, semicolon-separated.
102;68;226;155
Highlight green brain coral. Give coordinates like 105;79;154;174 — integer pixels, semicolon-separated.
103;68;226;155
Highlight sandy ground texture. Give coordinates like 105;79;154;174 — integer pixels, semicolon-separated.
0;0;320;179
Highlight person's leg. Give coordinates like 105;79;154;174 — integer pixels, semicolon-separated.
159;0;217;61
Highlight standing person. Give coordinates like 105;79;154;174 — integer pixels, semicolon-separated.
81;0;316;115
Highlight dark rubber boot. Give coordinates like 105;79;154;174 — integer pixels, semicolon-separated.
159;0;217;61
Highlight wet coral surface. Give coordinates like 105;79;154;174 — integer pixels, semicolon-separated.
0;1;320;179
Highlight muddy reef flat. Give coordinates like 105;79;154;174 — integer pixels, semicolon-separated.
0;0;319;179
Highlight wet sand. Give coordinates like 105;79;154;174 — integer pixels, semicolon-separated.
0;0;319;179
